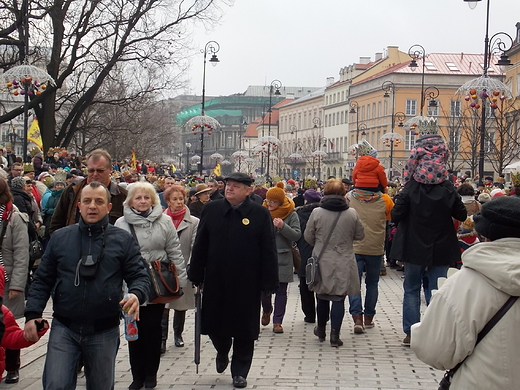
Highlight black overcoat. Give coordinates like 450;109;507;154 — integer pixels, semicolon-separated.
390;179;467;266
189;197;278;340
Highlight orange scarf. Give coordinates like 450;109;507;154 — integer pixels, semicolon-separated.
263;196;295;220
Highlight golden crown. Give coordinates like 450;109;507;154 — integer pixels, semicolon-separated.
512;172;520;186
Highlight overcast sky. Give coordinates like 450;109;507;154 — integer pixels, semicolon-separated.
182;0;520;97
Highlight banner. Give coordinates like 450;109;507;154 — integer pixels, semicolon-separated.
28;117;43;149
131;149;137;169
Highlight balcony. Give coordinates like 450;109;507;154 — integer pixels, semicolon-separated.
283;157;307;165
322;152;342;163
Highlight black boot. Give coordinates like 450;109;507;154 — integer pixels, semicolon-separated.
173;310;186;347
330;329;343;347
313;326;326;342
160;309;169;354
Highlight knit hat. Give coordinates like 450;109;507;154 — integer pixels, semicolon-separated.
11;176;26;189
266;182;286;204
38;172;51;181
287;179;296;186
303;189;322;204
477;192;491;203
473;196;520;240
355;139;378;157
490;188;504;198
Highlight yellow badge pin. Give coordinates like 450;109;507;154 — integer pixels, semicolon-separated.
242;218;250;225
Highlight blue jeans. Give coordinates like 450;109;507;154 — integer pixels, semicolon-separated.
43;319;120;390
402;263;449;335
317;298;345;331
348;254;382;316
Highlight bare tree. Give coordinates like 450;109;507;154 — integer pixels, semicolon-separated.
0;0;228;152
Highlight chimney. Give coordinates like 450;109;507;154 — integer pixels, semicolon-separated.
359;56;371;64
375;52;383;61
326;77;335;86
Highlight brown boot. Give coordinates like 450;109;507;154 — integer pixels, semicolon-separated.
364;315;375;329
352;314;365;334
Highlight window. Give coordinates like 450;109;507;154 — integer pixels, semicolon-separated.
425;62;437;71
361;106;365;121
341;91;344;101
366;104;370;120
384;100;388;116
446;62;459;71
450;100;461;117
449;130;461;152
372;103;376;119
406;99;417;116
378;102;382;117
340;111;344;124
485;132;495;152
405;130;417;150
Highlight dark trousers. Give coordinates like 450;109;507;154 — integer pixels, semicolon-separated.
317;298;345;331
128;304;165;382
5;348;20;371
209;334;255;379
298;276;316;322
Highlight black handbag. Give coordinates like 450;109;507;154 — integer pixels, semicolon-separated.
438;295;518;389
29;238;44;261
129;224;183;304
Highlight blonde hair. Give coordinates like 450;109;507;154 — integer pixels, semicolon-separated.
124;182;159;207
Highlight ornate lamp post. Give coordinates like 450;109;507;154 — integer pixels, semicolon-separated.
459;0;513;184
288;125;303;179
185;41;221;176
266;79;282;179
185;142;191;173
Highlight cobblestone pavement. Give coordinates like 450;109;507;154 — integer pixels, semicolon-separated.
3;268;443;389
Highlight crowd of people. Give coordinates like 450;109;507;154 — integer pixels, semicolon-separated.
0;137;516;389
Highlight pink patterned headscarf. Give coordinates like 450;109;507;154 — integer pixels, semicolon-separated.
402;135;449;185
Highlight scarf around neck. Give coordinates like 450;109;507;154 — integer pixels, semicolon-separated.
167;206;186;229
263;196;295;220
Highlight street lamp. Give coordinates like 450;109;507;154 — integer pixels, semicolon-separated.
185;41;221;176
185;142;191;173
461;0;514;185
381;81;405;179
406;44;441;137
288;125;303;179
266;79;282;179
312;117;327;180
349;100;361;144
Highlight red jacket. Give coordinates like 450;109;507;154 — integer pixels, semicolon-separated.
353;156;388;189
0;267;47;382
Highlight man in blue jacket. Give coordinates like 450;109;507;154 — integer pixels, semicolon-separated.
23;182;149;390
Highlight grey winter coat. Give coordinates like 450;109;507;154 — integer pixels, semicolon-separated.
2;210;29;318
115;204;187;303
275;211;301;283
304;207;365;297
164;206;199;311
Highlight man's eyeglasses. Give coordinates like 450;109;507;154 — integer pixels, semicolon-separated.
88;168;106;174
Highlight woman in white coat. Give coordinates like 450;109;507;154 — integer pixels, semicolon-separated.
115;182;185;390
160;184;199;352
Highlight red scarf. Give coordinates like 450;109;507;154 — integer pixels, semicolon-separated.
166;206;186;229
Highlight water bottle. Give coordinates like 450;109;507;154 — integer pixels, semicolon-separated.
123;294;138;341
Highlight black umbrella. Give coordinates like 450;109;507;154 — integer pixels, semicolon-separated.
194;285;202;373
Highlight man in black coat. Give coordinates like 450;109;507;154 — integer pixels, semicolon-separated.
189;172;278;389
390;134;467;347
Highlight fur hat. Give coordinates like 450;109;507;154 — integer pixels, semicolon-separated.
11;176;26;189
477;192;491;203
303;189;322;204
266;182;286;204
474;196;520;240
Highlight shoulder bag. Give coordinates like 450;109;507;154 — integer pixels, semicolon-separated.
306;211;342;287
438;295;519;389
281;235;302;271
129;224;183;304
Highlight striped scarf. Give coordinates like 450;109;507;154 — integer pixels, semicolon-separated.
0;204;9;282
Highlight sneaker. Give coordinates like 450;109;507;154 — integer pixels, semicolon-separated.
273;323;284;333
402;334;411;347
261;310;271;326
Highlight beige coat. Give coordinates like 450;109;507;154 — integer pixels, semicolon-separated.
349;195;386;256
165;207;199;311
3;210;29;318
304;207;364;297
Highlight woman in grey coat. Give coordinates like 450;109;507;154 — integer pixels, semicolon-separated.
161;184;199;351
305;179;365;347
115;182;185;390
261;182;301;334
0;179;29;384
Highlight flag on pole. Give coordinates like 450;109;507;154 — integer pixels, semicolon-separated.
28;117;43;149
171;163;177;172
131;149;137;169
213;163;221;177
329;140;335;149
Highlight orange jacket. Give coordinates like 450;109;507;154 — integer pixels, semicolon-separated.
353;156;388;189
